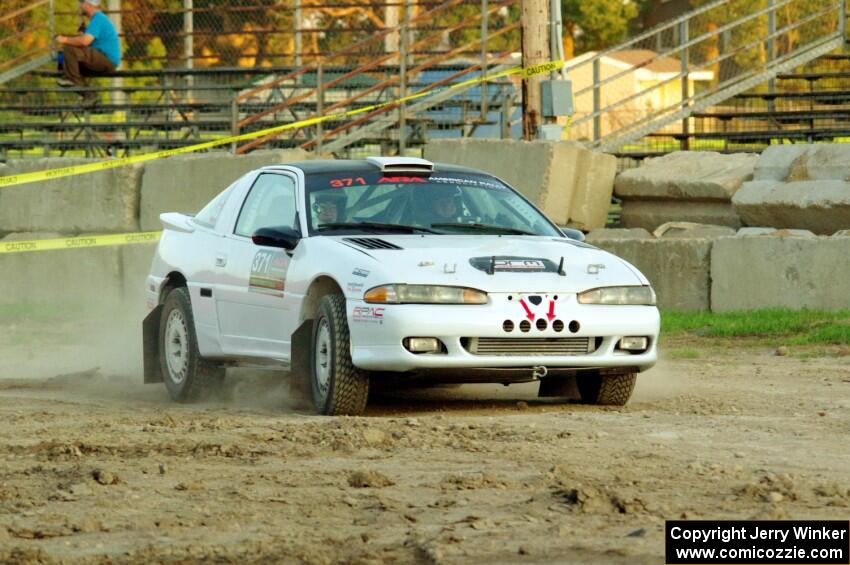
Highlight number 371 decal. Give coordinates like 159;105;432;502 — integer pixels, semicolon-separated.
249;249;290;297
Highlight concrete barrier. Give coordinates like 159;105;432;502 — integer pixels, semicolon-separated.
614;151;757;231
733;145;850;234
0;158;143;235
0;246;123;306
139;149;314;231
424;139;616;230
586;230;714;311
711;233;850;312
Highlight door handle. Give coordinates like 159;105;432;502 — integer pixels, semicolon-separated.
215;255;227;267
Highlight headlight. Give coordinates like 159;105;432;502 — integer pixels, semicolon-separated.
577;285;656;305
364;284;488;304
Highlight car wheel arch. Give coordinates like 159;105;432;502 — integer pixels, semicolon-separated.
299;275;345;324
160;271;188;304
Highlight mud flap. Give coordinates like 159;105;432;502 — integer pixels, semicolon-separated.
143;305;163;384
288;319;314;398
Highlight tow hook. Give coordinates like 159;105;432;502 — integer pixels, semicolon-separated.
532;365;548;379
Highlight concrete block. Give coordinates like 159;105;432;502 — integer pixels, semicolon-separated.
139;149;314;231
568;149;617;231
0;158;143;234
711;236;850;311
590;238;713;311
615;151;757;200
0;246;122;307
120;242;158;312
585;228;652;242
424;139;614;229
620;200;741;231
653;222;736;239
732;179;850;235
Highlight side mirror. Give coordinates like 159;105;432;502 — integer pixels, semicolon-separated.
560;227;586;242
252;226;300;250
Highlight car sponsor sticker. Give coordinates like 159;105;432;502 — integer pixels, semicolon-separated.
347;282;364;293
249;249;290;297
352;305;384;324
469;256;559;274
352;268;370;278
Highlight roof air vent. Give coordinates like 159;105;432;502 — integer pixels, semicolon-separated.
365;156;434;174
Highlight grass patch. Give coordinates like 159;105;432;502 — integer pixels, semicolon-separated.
662;309;850;345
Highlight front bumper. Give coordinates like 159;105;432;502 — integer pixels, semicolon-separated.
347;293;659;373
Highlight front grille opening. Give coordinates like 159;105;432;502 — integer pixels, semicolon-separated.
569;320;581;333
552;319;565;332
463;337;597;356
536;318;548;331
519;320;531;333
503;320;514;332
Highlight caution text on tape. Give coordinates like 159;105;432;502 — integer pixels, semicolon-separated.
0;231;161;254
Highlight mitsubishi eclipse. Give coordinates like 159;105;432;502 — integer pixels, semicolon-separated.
142;157;659;415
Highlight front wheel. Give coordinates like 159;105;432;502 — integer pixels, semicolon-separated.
310;294;370;415
159;287;224;402
577;371;636;406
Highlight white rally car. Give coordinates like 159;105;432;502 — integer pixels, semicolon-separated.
142;157;659;415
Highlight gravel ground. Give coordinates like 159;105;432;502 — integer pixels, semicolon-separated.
1;337;849;564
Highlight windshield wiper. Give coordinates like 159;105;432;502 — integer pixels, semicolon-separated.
430;222;535;236
317;221;439;234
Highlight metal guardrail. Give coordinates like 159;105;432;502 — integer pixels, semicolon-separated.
562;0;845;152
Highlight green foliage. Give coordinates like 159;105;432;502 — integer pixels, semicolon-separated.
562;0;639;54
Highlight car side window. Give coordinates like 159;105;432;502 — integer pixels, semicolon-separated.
194;183;236;229
234;173;298;237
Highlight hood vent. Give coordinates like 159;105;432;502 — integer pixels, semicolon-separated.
343;237;403;250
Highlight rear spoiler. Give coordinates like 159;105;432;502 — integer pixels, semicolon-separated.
160;212;195;234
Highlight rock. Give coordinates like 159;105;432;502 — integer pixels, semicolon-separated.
616;151;758;200
347;470;394;488
361;429;387;446
765;491;785;503
175;481;203;491
653;222;735;239
775;346;789;357
733;145;850;234
158;463;167;475
92;469;119;485
627;528;647;537
516;401;529;410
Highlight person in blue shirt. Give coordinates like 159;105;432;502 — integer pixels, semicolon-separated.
54;0;121;104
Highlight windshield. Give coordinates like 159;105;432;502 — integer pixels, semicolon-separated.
304;170;561;237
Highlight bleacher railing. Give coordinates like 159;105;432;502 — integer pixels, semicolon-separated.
564;0;845;153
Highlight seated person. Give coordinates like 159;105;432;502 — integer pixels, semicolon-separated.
313;191;346;227
55;0;121;104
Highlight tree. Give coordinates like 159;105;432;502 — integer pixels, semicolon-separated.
561;0;639;59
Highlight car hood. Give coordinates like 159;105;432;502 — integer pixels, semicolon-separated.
330;235;644;293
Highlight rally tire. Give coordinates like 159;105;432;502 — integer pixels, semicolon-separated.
310;294;370;416
159;287;224;403
577;372;636;406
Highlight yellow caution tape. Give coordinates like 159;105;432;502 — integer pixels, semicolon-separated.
0;231;161;254
0;59;566;189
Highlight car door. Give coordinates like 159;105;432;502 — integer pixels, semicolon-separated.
214;171;300;360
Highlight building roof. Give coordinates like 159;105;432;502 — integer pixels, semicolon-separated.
608;49;681;74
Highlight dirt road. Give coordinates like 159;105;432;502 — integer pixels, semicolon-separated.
1;339;849;564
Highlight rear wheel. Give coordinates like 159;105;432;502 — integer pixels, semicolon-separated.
577;371;636;406
159;287;224;402
310;294;370;415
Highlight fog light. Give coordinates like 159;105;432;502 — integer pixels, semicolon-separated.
619;336;648;351
403;337;441;353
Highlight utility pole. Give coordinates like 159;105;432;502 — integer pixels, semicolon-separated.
521;0;550;140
